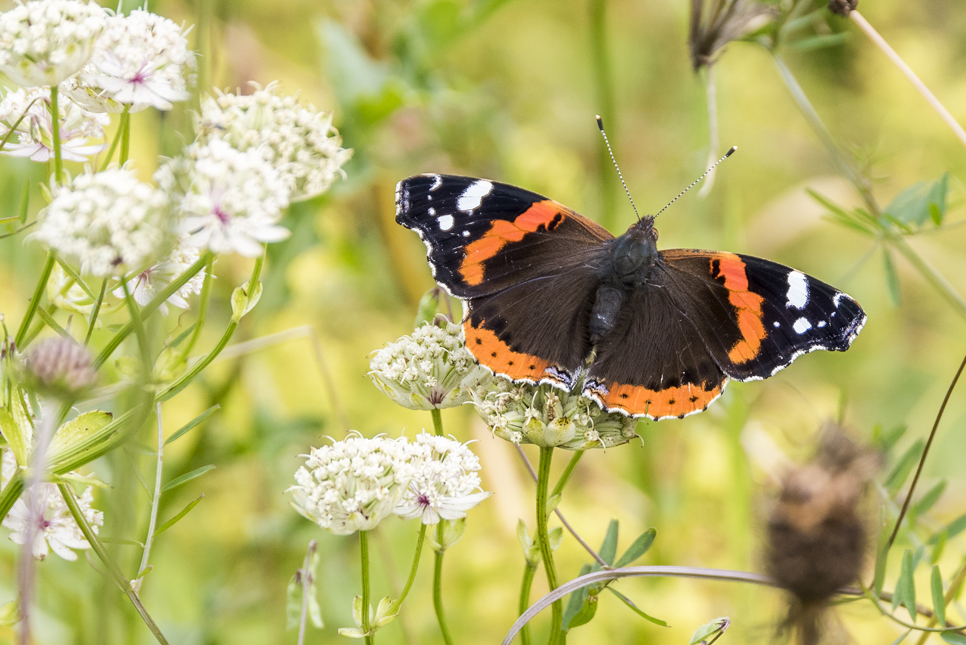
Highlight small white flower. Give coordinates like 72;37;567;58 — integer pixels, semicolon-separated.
289;433;413;535
34;167;172;276
469;378;639;450
195;82;351;200
0;86;108;162
369;321;488;410
394;433;490;525
63;8;195;112
112;236;205;314
157;139;290;257
0;0;107;87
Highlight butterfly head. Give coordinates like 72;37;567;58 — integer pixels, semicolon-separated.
608;216;659;285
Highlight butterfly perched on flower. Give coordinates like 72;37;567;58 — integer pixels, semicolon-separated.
395;173;865;420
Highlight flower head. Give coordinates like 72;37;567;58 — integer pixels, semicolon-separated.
470;378;638;450
21;337;96;398
689;0;774;71
0;0;106;87
195;82;351;200
0;86;108;162
289;433;412;535
1;449;103;561
369;321;488;410
34;167;172;276
394;433;490;525
63;8;195;112
157;139;290;257
112;236;205;315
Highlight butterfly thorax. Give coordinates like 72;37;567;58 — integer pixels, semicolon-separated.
588;217;659;345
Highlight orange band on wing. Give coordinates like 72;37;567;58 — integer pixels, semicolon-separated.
463;319;556;382
584;379;724;419
710;253;766;364
459;201;563;286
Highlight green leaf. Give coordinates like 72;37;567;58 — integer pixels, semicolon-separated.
18;179;29;225
931;565;946;626
98;537;143;546
56;260;96;300
873;535;889;596
614;528;656;568
49;411;113;459
885;175;950;227
165;405;219;445
153;494;204;537
913;480;947;517
931;529;948;564
166;324;196;350
789;32;849;51
941;634;966;645
161;465;216;493
564;591;598;630
545;493;561;517
895;549;917;622
691;616;731;644
882;247;901;307
0;600;20;627
878;424;908;452
414;289;440;328
562;563;593;630
885;439;925;496
606;588;667;626
889;630;911;645
287;548;323;630
598;519;619;567
230;279;262;321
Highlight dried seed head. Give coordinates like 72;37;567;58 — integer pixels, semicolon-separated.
827;0;858;18
22;337;96;398
689;0;775;71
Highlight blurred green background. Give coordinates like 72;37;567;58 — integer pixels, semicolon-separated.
2;0;966;642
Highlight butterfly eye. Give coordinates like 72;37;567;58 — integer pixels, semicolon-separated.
653;229;659;241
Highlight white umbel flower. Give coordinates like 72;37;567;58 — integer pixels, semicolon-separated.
394;433;490;525
157;138;290;257
369;321;488;410
63;8;195;112
0;86;108;161
34;167;171;277
1;449;103;561
0;0;106;87
112;236;205;314
196;82;351;200
470;378;639;450
289;433;412;535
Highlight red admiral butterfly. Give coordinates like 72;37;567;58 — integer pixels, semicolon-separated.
395;174;866;420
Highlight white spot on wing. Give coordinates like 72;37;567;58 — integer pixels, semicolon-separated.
833;292;844;308
793;317;812;334
786;271;809;309
438;214;454;231
462;230;470;237
429;174;443;191
428;207;435;216
457;180;494;212
817;320;827;328
773;321;780;328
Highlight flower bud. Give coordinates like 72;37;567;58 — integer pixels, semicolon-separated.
21;337;96;398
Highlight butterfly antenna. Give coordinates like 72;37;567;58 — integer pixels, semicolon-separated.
596;115;642;223
654;146;737;218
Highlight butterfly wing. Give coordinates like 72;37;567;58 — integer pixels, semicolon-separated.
396;174;615;387
657;249;866;381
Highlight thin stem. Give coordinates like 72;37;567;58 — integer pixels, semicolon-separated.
850;11;966;149
360;530;374;645
118;111;131;165
121;280;152;381
94;252;209;369
518;563;538;645
50;85;63;184
99;106;130;172
887;348;966;551
15;253;56;348
0;473;24;523
430;408;444;436
182;253;215;357
536;446;562;644
915;557;966;645
134;403;165;591
698;65;719;199
433;524;455;645
58;483;171;645
297;540;318;645
84;279;108;347
550;450;583;500
393;523;427;610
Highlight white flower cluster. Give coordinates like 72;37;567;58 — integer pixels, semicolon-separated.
290;432;490;534
0;86;108;161
369;321;488;410
0;0;106;87
34;167;171;276
470;378;639;450
64;8;195;112
112;236;205;315
157;139;291;257
196;82;351;200
1;448;103;561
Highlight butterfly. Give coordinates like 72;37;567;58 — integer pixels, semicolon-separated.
395;174;866;420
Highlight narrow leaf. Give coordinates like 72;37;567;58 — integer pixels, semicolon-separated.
606;588;668;626
98;537;143;546
56;260;96;300
598;520;619;567
882;247;901;307
889;630;911;645
161;464;216;493
913;480;947;517
165;405;219;445
881;424;907;451
788;32;849;51
166;324;196;350
691;617;731;645
614;528;656;568
153;494;205;537
931;565;946;626
885;439;925;496
941;634;966;645
564;593;598;630
897;549;917;622
19;179;29;224
931;529;948;564
562;563;593;629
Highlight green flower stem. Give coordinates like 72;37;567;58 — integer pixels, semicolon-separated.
0;472;24;523
392;523;427;611
15;253;56;348
518;562;538;645
360;529;374;645
0;97;42;154
536;446;562;644
118;111;131;165
550;450;583;500
58;482;171;645
94;252;210;369
50;85;63;184
430;408;444;436
121;280;153;380
135;403;165;590
84;279;108;346
887;236;966;320
182;253;215;357
99;106;130;172
433;524;455;645
156;251;264;403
